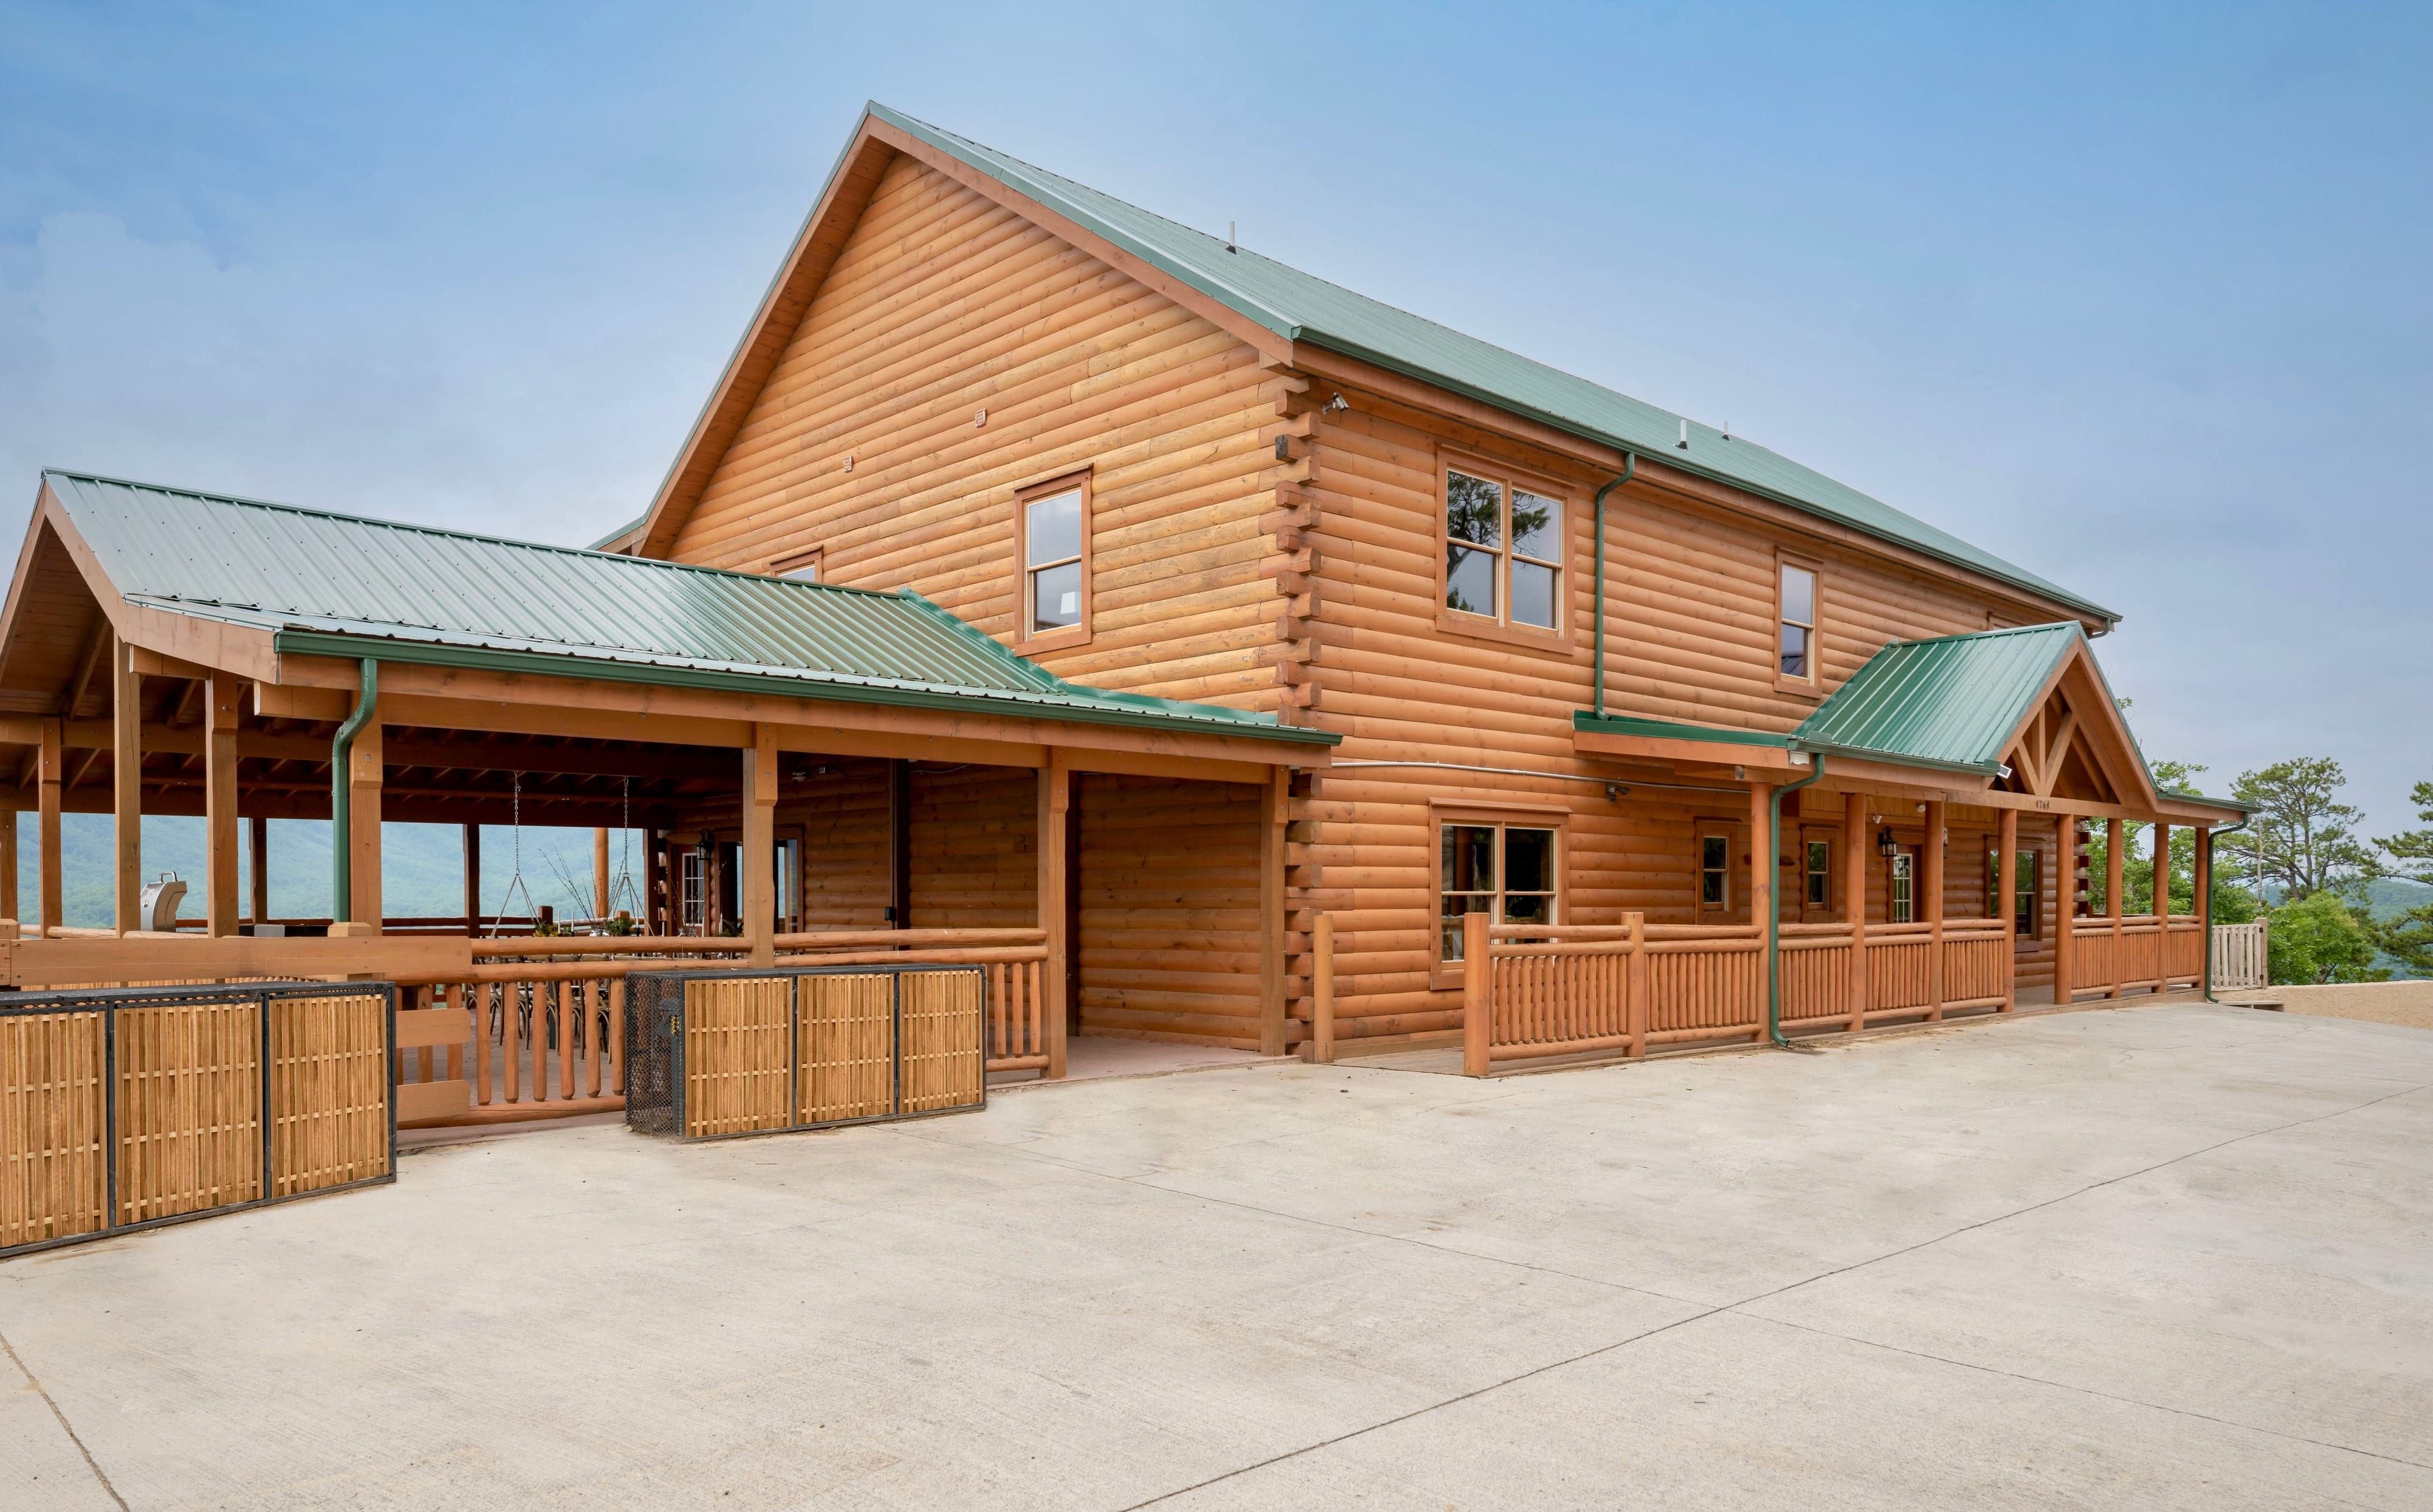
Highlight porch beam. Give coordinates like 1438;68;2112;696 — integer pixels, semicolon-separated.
274;656;1329;772
203;673;243;936
1038;753;1070;1079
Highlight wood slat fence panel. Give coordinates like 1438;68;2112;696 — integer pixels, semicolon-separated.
116;1000;262;1225
0;1011;106;1249
1780;934;1853;1025
1865;934;1934;1013
683;978;795;1139
269;993;390;1197
901;970;985;1114
800;974;893;1124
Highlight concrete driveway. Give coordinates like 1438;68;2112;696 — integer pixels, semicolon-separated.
4;1002;2428;1511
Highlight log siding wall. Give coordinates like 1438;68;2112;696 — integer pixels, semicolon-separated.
653;150;2094;1050
669;154;1294;712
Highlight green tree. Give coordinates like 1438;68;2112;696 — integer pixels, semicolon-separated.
2372;780;2433;885
2266;891;2387;985
2220;758;2375;903
2079;759;2230;917
2367;779;2433;975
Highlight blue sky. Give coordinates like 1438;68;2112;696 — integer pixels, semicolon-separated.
3;2;2426;837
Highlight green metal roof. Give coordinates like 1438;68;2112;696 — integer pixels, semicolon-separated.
1789;623;2081;776
42;471;1334;746
864;103;2114;625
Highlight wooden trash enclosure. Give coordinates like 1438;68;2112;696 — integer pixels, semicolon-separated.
1;983;394;1259
623;965;985;1141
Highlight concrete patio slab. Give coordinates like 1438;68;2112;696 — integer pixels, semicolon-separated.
1;1001;2426;1510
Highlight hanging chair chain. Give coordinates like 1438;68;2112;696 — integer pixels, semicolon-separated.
487;772;536;938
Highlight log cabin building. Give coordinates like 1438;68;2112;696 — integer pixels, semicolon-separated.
0;103;2247;1106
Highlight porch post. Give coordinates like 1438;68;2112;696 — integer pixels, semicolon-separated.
2105;815;2124;998
203;674;243;936
461;823;481;934
592;827;611;922
1;808;15;924
1997;807;2019;1010
1259;767;1287;1057
38;718;62;932
2151;819;2170;992
347;710;383;931
112;635;140;932
1037;753;1070;1079
249;815;269;925
1843;789;1867;1032
1747;778;1772;1040
2053;812;2074;1005
1922;799;1946;1019
743;724;776;967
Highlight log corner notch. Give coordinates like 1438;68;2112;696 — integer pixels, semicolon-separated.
1264;366;1322;721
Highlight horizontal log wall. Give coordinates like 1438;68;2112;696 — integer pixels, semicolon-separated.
1079;773;1263;1048
668;153;1291;712
910;765;1038;930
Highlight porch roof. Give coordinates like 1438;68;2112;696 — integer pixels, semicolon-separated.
39;471;1337;747
1792;623;2086;778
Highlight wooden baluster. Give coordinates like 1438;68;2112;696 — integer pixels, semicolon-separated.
610;977;627;1095
558;979;574;1100
506;982;522;1103
471;984;490;1105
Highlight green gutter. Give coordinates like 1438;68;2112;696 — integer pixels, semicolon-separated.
1591;455;1635;719
2201;818;2252;1004
1766;756;1827;1048
329;658;378;923
272;631;1341;747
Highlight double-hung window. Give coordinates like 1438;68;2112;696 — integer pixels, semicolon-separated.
1804;839;1832;912
1017;472;1092;651
1983;848;2041;936
1438;821;1558;963
1442;460;1568;641
1777;555;1821;690
1699;832;1732;914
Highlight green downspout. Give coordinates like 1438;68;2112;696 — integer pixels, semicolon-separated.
1592;455;1636;719
2200;817;2251;1003
329;659;378;924
1767;752;1827;1047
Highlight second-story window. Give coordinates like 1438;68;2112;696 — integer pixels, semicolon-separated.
1777;557;1820;688
772;547;822;583
1444;461;1566;638
1016;472;1093;649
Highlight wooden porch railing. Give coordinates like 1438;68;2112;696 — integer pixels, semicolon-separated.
2064;915;2204;1001
1461;911;2019;1076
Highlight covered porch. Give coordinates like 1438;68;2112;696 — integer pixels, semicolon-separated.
1414;623;2247;1073
0;473;1336;1125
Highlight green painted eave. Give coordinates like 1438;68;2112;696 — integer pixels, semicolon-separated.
1573;711;1789;747
865;103;2115;626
